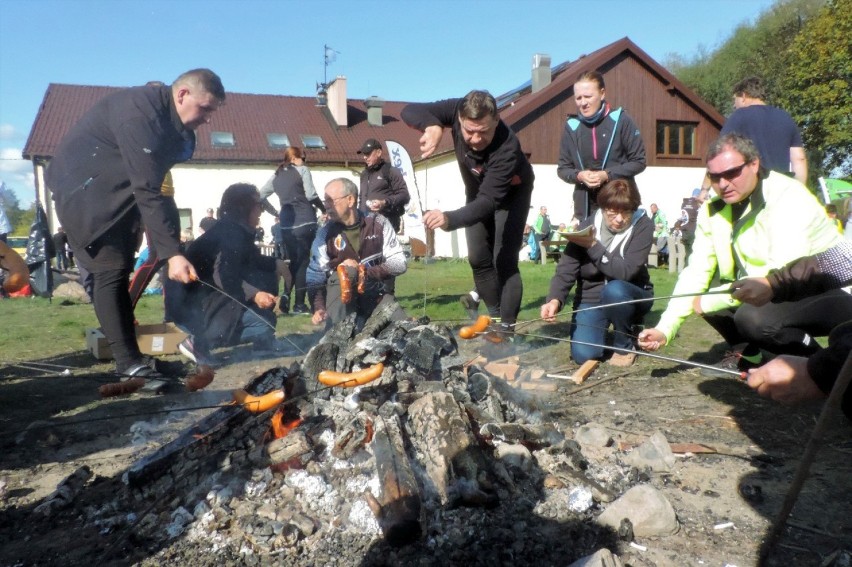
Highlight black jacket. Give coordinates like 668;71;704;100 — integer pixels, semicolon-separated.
175;218;278;348
359;159;410;229
401;99;534;230
46;85;194;260
547;211;653;307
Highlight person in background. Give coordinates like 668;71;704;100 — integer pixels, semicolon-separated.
357;138;409;297
679;187;708;255
649;203;668;267
45;68;225;390
260;146;325;315
401;90;534;336
171;183;292;365
730;240;852;420
720;76;807;184
825;204;843;234
52;227;68;271
557;71;646;222
199;207;217;234
541;179;654;367
638;133;852;374
358;138;410;234
531;206;552;263
307;178;407;329
667;220;686;274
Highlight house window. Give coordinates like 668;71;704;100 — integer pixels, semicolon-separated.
656;121;696;157
211;131;235;148
301;135;327;149
267;133;290;149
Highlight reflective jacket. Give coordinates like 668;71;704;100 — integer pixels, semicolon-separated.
656;171;842;343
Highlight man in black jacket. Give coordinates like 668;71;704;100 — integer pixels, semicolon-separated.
46;69;225;389
401;91;534;332
357;138;410;234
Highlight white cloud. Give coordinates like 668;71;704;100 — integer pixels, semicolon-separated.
0;124;17;141
0;146;35;207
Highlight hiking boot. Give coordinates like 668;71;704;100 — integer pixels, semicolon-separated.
700;350;763;378
291;304;311;315
179;336;215;366
609;351;637;367
459;293;481;320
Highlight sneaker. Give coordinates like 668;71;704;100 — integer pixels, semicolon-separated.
459;293;481;320
291;304;311;315
609;351;637;367
179;336;215;366
700;350;763;378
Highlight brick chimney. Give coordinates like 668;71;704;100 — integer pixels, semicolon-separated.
365;96;385;127
531;53;552;93
326;76;348;127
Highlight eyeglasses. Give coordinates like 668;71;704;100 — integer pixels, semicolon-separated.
323;195;349;207
707;162;748;183
603;208;633;219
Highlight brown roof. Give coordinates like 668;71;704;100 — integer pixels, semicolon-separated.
23;84;452;166
500;37;725;129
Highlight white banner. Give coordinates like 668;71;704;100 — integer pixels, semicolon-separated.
385;140;427;245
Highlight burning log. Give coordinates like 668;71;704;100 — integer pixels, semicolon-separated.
368;414;422;547
266;430;313;470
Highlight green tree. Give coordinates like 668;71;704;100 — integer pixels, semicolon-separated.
778;0;852;175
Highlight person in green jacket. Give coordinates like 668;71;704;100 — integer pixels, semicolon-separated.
637;133;852;373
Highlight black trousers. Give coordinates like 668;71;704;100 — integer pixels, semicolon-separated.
702;289;852;356
463;188;531;325
281;223;316;308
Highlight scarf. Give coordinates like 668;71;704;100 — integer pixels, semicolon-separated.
577;101;611;126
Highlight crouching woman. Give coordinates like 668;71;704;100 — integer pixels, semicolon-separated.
540;179;654;366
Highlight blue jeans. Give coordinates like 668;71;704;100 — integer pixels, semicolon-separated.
571;280;653;363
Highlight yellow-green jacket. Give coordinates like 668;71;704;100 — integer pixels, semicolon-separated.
656;171;842;344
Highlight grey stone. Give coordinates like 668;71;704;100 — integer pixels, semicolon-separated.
596;484;679;536
52;281;91;303
574;422;613;447
622;430;675;472
567;548;625;567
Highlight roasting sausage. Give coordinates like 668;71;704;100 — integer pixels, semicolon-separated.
317;363;384;387
185;365;215;392
357;264;366;294
99;378;146;397
232;389;285;413
458;315;491;340
337;264;353;304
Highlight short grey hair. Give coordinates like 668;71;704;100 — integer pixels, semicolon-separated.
706;133;760;164
327;177;358;198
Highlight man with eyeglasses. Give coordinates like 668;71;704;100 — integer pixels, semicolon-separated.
638;133;851;375
401;90;534;337
307;178;407;329
46;69;225;391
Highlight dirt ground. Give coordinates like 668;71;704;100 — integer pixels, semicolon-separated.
0;321;850;566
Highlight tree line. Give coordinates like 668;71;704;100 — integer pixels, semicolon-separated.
665;0;850;182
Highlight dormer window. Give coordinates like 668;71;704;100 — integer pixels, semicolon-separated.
301;135;327;150
211;131;235;148
267;133;290;149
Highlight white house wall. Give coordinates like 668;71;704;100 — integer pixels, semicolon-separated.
412;159;709;258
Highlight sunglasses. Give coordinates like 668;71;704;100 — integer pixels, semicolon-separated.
707;162;749;183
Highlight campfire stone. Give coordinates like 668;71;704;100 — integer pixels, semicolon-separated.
575;422;613;447
596;484;679;536
568;548;625;567
494;443;533;473
622;430;675;472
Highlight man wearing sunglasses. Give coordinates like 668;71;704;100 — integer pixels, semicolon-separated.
637;133;851;375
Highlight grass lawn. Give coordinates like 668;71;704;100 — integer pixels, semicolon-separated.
0;260;693;363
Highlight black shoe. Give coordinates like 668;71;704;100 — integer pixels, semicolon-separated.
278;295;290;314
292;304;311;315
459;293;480;320
700;350;763;378
117;362;169;393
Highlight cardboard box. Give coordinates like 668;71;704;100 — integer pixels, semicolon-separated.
86;323;188;360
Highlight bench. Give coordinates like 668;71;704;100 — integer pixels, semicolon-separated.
539;240;567;264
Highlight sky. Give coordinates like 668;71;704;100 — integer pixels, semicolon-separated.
0;0;777;209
